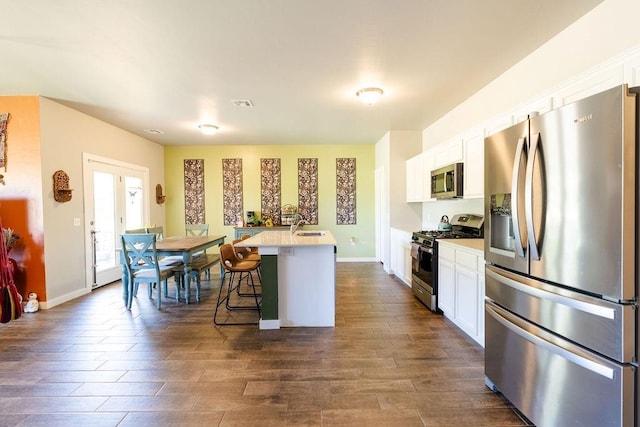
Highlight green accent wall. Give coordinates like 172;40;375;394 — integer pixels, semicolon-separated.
163;144;375;258
259;255;278;320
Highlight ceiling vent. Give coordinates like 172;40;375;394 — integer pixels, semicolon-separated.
231;99;254;107
144;128;164;135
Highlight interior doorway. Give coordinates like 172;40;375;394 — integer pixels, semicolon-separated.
82;153;149;289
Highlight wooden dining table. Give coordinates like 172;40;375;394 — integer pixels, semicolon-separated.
121;234;226;307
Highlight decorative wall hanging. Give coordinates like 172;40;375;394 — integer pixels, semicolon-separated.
155;184;166;204
184;159;205;224
222;158;243;226
0;113;9;171
53;170;73;203
261;158;281;225
336;158;356;225
298;158;318;224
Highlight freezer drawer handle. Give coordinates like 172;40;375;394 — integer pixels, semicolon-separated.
487;303;615;379
510;136;527;257
486;268;616;319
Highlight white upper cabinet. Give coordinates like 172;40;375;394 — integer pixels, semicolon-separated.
433;138;463;168
406;150;435;202
421;150;435;201
462;132;484;199
405;154;421;203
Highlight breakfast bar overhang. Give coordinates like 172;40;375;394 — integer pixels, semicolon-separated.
235;230;337;329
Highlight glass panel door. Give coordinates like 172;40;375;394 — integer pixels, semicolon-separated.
83;154;149;289
93;171;118;285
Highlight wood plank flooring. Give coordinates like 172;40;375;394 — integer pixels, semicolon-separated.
0;262;532;426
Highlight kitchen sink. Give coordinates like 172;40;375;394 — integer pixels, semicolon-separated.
295;231;326;236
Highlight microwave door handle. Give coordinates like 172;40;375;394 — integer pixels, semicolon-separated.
525;132;541;260
511;137;526;257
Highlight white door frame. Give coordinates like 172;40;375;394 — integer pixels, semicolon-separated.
82;153;150;290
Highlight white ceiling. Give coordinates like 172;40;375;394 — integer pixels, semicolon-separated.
2;1;602;146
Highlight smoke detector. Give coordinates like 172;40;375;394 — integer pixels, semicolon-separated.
144;129;164;135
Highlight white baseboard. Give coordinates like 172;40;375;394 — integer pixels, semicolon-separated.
39;287;91;310
336;257;377;262
259;319;281;330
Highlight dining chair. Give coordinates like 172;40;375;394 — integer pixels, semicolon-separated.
185;223;209;237
173;223;217;300
125;228;147;234
146;226;183;267
175;252;221;302
185;223;211;277
214;243;261;326
120;233;176;310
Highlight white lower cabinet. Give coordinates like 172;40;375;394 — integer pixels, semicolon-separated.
437;248;455;317
437;240;485;346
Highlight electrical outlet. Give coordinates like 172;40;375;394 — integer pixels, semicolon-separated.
73;217;81;227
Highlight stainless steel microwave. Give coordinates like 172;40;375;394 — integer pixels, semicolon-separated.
431;163;463;199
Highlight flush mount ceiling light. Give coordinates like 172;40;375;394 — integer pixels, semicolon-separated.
356;87;384;105
198;124;219;135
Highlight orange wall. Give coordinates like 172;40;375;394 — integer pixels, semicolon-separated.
0;97;46;301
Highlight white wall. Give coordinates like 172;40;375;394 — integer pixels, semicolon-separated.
423;0;640;149
420;0;640;230
39;98;165;306
375;130;422;274
422;199;484;231
388;131;422;230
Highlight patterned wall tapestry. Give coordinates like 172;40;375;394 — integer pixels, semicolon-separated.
184;159;205;224
336;158;356;225
222;158;243;226
298;158;318;224
261;158;281;225
0;113;9;170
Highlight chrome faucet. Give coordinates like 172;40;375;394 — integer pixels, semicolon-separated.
290;219;307;234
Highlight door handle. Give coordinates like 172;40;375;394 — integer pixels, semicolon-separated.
511;137;526;257
525;132;541;260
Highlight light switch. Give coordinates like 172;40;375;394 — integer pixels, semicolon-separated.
73;217;81;227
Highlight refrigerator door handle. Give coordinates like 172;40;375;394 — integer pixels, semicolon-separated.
525;131;541;260
486;302;615;379
510;137;526;257
486;267;616;319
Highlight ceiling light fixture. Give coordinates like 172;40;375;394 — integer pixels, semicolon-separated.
356;87;384;105
198;124;219;135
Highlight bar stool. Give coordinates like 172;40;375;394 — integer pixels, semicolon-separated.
214;243;261;326
239;234;261;262
232;238;262;294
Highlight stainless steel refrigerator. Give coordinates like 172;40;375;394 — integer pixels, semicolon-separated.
484;84;638;427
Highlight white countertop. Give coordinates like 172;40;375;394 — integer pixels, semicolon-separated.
235;230;337;247
438;238;485;254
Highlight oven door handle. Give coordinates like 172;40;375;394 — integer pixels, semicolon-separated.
418;246;433;255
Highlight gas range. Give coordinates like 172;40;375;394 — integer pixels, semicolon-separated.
412;214;484;246
410;213;484;312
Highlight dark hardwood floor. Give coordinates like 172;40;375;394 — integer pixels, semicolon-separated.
0;262;531;426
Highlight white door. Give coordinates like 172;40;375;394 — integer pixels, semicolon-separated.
83;154;150;288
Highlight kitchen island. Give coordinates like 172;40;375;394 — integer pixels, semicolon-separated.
235;230;337;329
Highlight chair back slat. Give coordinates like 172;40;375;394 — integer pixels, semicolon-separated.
146;226;164;240
125;228;147;234
121;233;162;274
185;224;209;237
